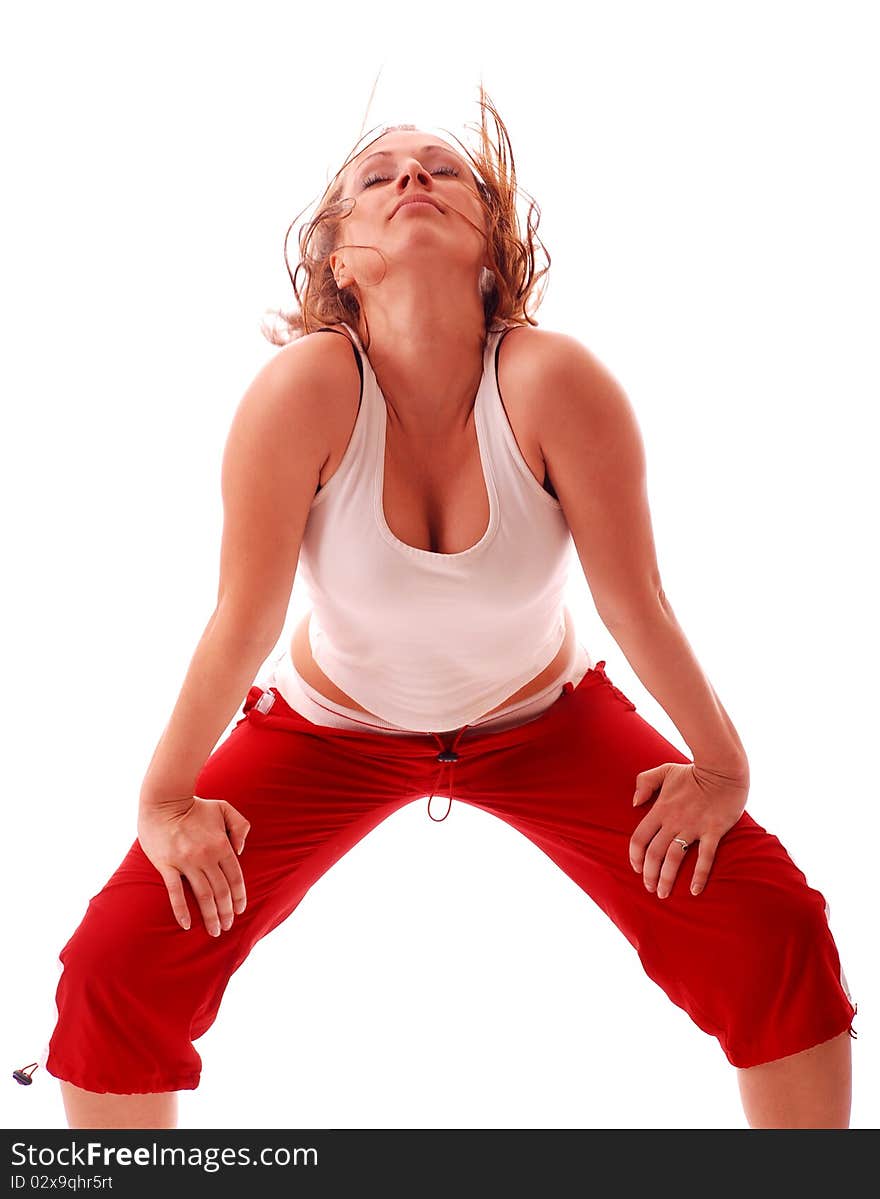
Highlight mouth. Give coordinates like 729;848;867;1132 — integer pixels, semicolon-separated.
391;196;443;218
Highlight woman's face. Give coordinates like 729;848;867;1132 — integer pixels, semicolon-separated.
333;130;490;288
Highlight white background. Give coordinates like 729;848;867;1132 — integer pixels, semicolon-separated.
2;0;877;1130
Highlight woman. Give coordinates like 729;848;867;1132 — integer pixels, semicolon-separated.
42;93;856;1129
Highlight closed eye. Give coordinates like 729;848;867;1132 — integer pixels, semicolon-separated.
361;165;460;189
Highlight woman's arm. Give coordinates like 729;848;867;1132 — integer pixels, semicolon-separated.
138;618;283;812
533;331;749;782
592;603;749;782
139;334;335;810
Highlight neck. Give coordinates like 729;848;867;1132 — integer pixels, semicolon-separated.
357;288;489;431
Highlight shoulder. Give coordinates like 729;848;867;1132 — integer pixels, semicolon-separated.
497;325;632;442
240;328;360;444
499;324;617;389
268;326;361;394
230;328;361;464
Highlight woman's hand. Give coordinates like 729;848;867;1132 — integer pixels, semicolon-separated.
136;795;251;936
629;762;749;898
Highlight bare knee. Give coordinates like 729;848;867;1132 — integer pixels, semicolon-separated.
59;1078;179;1130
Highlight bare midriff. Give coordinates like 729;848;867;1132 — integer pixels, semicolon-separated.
289;324;575;731
289;605;576;729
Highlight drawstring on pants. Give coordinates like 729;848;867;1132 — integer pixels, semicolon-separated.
423;678;584;822
426;724;472;822
253;685;473;824
251;679;588;824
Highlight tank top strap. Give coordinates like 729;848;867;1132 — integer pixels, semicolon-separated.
312;321;365;352
336;320;366;353
314;323;365;392
488;317;516;337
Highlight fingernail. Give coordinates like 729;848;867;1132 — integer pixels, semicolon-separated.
691;884;702;895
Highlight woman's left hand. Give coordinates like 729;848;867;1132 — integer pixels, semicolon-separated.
629;762;750;898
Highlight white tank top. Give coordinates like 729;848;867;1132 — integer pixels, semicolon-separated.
295;319;583;731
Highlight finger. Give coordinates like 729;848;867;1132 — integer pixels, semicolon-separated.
632;769;663;807
187;868;222;937
217;850;248;916
689;836;719;896
629;810;665;874
202;863;235;931
159;868;191;931
656;835;696;898
641;830;681;892
219;800;251;856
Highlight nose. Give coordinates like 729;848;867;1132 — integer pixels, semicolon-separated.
395;158;432;188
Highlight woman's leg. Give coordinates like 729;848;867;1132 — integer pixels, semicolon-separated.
448;664;858;1127
46;686;418;1126
736;1028;852;1128
59;1080;178;1129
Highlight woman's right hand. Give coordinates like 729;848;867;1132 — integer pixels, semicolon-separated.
136;796;251;936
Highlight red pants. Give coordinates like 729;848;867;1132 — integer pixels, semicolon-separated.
45;662;857;1093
